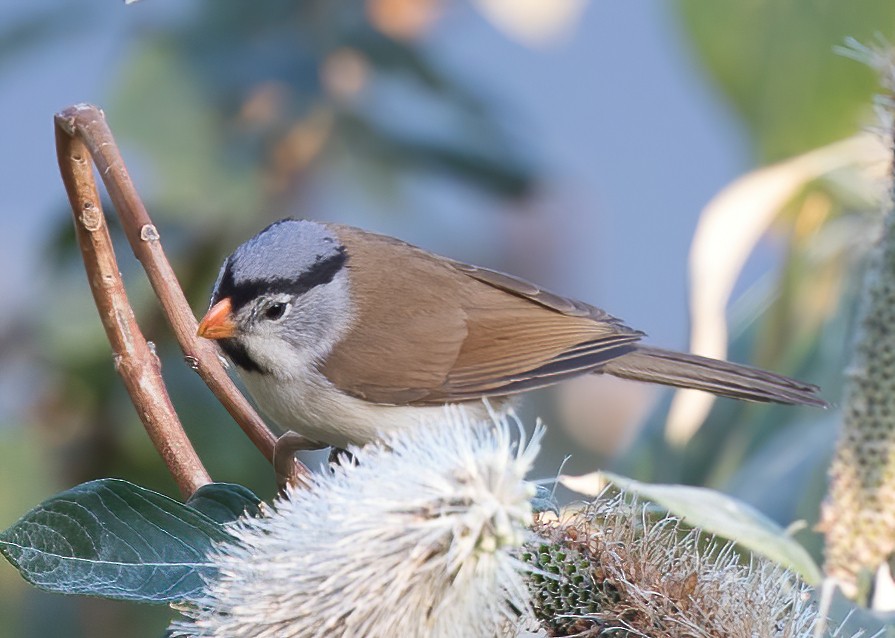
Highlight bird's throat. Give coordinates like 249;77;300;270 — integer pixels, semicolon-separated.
219;338;266;374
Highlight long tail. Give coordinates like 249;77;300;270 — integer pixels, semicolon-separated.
600;345;829;407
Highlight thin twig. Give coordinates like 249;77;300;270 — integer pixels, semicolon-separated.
55;113;211;498
54;103;311;485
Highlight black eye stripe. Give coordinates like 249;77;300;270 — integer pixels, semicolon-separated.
216;246;348;311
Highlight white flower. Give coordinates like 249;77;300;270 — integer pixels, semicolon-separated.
171;407;541;638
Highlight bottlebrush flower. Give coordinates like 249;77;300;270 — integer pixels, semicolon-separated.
527;491;868;637
171;407;540;638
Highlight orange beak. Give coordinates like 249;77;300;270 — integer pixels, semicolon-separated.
197;298;238;339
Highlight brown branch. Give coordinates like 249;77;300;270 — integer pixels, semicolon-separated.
54;103;312;487
54;112;211;498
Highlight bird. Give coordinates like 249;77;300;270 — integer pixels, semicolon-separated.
196;218;827;449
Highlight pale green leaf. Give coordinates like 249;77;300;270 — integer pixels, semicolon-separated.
560;471;823;584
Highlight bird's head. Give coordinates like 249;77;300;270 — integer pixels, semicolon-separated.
197;218;351;378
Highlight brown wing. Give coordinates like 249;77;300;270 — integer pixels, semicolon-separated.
320;225;644;405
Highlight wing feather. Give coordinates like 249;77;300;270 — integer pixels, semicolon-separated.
320;226;643;404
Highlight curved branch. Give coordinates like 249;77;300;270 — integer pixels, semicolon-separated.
54;103;311;488
54;118;211;497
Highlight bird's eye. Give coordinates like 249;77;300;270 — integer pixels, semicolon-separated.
262;302;288;321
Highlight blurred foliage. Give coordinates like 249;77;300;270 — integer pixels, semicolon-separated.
629;3;895;585
109;0;533;224
615;272;856;540
675;0;895;161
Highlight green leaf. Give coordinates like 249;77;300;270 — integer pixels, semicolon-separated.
561;471;823;585
0;479;233;603
186;483;262;524
674;0;895;161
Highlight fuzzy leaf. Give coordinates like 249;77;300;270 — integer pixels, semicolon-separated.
0;478;232;602
560;471;822;584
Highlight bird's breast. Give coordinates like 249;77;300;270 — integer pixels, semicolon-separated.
238;365;502;449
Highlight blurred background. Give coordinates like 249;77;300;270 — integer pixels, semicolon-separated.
1;0;894;635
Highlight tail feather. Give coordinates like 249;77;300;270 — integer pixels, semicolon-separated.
601;346;829;408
